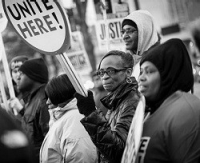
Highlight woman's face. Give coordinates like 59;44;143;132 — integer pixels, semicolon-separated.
98;55;129;92
122;25;138;52
138;61;161;101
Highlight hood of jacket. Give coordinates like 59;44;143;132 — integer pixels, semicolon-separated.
49;98;77;124
122;10;159;56
100;77;138;110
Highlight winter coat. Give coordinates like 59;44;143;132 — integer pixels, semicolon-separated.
20;84;50;162
40;98;98;163
81;78;140;163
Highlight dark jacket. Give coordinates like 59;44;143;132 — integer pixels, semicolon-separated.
81;78;140;163
20;84;50;162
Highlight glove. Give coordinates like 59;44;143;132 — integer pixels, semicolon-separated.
74;90;96;116
8;98;23;115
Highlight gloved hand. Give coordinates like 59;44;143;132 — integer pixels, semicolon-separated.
8;97;23;115
74;90;96;116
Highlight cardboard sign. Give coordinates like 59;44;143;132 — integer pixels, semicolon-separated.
121;95;145;163
96;18;125;50
66;31;92;72
2;0;71;55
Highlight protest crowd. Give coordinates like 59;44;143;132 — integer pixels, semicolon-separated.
1;1;200;163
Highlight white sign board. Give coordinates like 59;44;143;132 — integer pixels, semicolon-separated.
121;95;145;163
96;18;125;50
2;0;71;55
66;31;92;73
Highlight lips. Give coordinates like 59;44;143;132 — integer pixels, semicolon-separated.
138;85;147;92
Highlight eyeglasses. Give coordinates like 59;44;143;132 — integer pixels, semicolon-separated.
121;28;137;35
97;68;128;78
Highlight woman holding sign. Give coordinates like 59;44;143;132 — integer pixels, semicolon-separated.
75;50;141;163
137;38;200;162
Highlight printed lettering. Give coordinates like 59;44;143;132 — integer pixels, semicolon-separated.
137;137;150;163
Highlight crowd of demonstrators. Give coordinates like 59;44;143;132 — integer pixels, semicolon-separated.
135;38;200;162
0;106;35;163
40;74;97;163
8;58;50;163
74;50;141;163
121;10;159;79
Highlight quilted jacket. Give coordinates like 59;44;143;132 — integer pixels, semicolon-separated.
81;77;140;163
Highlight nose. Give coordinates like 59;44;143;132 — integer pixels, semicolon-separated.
122;32;129;40
101;72;110;79
138;72;146;82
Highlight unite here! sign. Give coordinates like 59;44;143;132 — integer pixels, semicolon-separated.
2;0;71;55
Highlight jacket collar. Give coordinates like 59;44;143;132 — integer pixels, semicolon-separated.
100;77;138;110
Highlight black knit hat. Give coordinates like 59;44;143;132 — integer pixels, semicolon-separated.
19;58;49;84
122;19;137;29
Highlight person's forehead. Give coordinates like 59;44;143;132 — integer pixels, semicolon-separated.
122;24;137;30
100;55;123;69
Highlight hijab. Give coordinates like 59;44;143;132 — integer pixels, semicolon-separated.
140;38;194;111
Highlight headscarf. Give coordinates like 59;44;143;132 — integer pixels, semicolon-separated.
140;38;194;110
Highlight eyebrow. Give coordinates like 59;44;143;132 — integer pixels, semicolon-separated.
122;27;137;30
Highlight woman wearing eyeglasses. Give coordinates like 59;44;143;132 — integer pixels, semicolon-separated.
74;50;141;163
121;10;160;80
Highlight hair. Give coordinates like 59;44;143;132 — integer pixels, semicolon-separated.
98;50;134;69
45;74;76;106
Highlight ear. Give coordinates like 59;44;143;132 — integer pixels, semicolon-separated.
126;68;133;77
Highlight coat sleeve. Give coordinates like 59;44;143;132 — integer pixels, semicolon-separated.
81;98;138;163
39;98;50;137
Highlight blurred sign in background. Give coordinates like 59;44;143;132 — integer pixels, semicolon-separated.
1;0;200;94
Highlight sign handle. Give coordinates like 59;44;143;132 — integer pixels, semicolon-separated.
0;34;15;98
0;70;8;110
56;53;87;97
101;0;110;52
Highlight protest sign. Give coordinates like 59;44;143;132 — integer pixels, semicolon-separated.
1;0;16;112
2;0;70;55
121;95;145;163
95;18;125;50
66;31;92;74
3;0;87;96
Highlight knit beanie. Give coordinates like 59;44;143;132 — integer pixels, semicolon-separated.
19;58;49;84
122;19;137;29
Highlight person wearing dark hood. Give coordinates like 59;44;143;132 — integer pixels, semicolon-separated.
8;58;50;163
74;50;141;163
121;10;160;79
135;38;200;162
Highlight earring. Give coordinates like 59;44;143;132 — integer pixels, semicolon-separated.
126;77;132;83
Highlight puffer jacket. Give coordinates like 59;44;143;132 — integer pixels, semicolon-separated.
81;77;140;163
